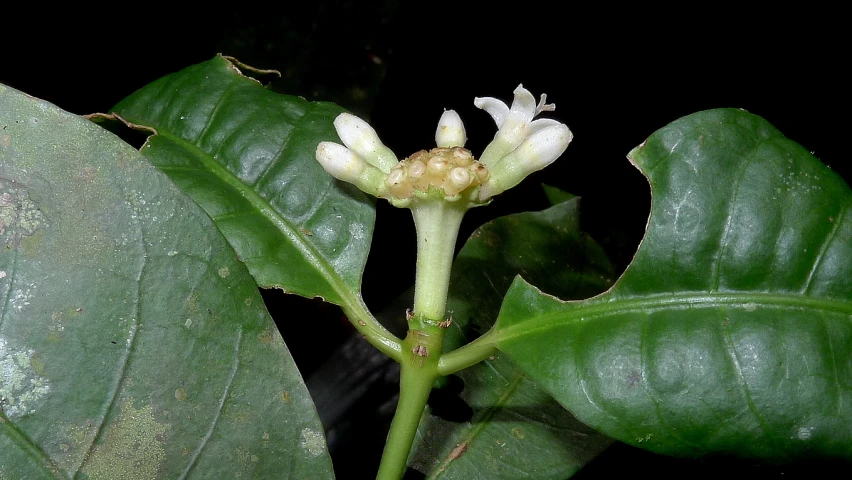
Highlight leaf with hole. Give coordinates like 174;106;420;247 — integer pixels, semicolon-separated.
0;85;333;479
493;109;852;459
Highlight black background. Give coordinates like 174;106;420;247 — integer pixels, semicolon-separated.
3;4;848;479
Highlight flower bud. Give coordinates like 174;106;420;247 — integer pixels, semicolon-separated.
479;124;572;200
334;113;398;173
435;110;467;148
316;142;363;178
316;141;387;197
510;124;572;173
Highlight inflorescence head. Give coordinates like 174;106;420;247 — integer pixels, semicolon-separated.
315;85;572;211
385;147;488;207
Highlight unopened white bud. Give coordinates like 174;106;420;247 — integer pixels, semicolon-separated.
479;124;572;200
512;124;572;173
435;110;467;148
316;142;364;179
316;141;387;197
334;113;398;173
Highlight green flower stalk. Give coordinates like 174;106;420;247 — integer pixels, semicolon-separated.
315;85;572;480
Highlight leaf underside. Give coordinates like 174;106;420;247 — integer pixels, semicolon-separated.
110;55;375;306
495;109;852;460
0;85;333;479
411;198;615;479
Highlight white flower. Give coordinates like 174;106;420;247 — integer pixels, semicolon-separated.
478;124;572;200
475;84;563;166
472;84;572;200
435;110;467;148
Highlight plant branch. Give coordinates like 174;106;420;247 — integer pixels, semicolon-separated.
342;299;403;362
376;326;443;480
376;198;467;479
437;328;499;375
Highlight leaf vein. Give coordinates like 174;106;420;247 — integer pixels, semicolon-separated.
427;370;524;479
154;131;340;295
0;409;68;479
0;247;20;333
710;147;755;291
640;313;705;452
718;311;778;449
299;177;335;225
802;200;849;294
497;292;852;344
142;130;398;354
252;101;314;191
74;204;147;478
822;313;844;416
178;329;243;479
572;320;632;435
195;78;240;147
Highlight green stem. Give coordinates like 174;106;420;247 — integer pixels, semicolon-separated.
411;200;466;321
437;327;499;375
376;198;466;479
376;327;443;480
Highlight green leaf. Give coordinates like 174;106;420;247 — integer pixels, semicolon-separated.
0;85;333;478
541;184;576;206
493;109;852;460
411;199;615;479
110;55;374;307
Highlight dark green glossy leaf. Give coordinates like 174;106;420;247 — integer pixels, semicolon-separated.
111;55;374;306
494;109;852;460
411;199;615;478
541;184;576;206
0;85;333;478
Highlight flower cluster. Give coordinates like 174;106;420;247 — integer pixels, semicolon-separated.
385;146;488;204
315;85;572;208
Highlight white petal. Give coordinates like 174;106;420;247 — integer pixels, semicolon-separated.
316;141;364;180
435;110;467;147
334;113;379;152
473;96;510;128
479;124;572;200
333;113;398;173
479;86;559;166
526;118;562;135
514;124;573;172
316;142;388;197
510;84;537;121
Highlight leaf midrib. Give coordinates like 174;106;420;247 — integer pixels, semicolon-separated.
147;126;354;305
496;291;852;343
0;409;67;479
